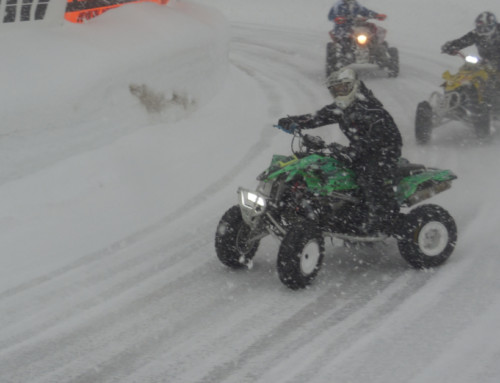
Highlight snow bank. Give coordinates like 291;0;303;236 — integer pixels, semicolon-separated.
1;2;229;135
0;1;231;288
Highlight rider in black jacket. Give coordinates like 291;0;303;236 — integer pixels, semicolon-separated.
441;11;500;107
277;67;402;234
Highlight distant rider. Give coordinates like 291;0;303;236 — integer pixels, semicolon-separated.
441;11;500;108
328;0;386;67
276;67;402;235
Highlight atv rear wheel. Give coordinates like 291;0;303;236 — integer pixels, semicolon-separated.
415;101;433;144
215;205;260;269
397;204;457;269
277;222;325;290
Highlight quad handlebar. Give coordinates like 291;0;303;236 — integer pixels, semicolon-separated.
274;124;347;159
334;14;386;25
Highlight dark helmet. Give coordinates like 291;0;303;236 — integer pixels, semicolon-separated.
475;11;497;37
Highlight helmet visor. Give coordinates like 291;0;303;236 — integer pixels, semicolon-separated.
329;82;353;97
476;24;494;35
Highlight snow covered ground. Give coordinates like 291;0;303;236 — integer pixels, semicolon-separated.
1;0;500;382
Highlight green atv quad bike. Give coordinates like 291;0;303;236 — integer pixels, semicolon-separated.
215;128;458;290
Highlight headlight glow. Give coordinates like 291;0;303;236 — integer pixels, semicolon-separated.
240;190;266;210
465;55;479;64
357;34;368;45
248;192;265;207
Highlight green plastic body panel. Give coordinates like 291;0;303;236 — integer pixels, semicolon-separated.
261;154;456;202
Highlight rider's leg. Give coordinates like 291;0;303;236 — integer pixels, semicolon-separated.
355;160;400;234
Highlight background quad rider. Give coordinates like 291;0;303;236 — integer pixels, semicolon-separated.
441;11;500;112
328;0;387;69
277;68;403;235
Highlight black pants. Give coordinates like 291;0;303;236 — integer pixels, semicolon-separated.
353;156;400;230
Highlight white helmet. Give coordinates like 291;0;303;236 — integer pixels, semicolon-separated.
326;67;360;109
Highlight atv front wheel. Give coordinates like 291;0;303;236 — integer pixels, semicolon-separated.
215;205;260;269
277;222;325;290
397;204;457;269
326;42;338;77
415;101;433;144
473;103;491;139
387;47;399;78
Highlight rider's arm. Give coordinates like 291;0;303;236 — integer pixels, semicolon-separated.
328;6;337;22
328;3;355;22
289;104;342;129
442;31;477;54
357;5;378;19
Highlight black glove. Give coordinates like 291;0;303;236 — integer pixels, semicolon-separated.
441;41;458;55
329;142;345;152
276;117;298;134
328;143;353;165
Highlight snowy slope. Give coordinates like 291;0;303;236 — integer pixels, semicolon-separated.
1;0;500;382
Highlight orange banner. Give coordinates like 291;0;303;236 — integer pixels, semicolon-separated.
65;0;169;23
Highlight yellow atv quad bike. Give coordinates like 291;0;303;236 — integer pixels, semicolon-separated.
415;53;494;144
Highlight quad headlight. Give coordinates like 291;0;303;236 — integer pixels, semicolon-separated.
240;189;266;210
356;34;368;45
465;55;479;64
